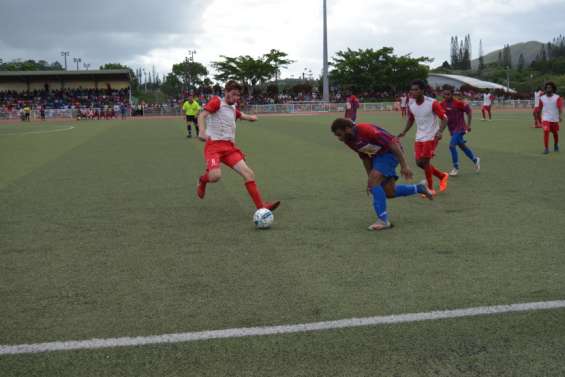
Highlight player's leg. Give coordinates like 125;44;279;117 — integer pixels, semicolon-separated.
367;169;391;230
481;106;486;120
186;115;192;137
193;117;200;136
543;122;550;154
197;143;223;199
374;153;431;200
488;106;492;120
448;133;460;176
230;156;280;211
552;124;559;151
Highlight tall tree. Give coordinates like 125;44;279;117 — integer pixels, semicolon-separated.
517;53;525;71
171;60;208;92
329;47;430;93
478;39;485;71
263;49;294;84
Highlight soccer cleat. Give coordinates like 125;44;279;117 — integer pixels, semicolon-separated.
544;148;550;155
473;157;481;173
263;201;281;212
417;181;434;200
368;219;394;231
555;145;560;152
187;134;192;138
449;168;459;176
196;178;206;199
439;173;449;192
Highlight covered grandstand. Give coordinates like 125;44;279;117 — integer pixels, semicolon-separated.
428;73;516;93
0;69;131;92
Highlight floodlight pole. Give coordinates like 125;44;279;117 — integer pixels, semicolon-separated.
322;0;329;102
61;51;69;70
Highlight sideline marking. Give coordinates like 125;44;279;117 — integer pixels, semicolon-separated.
1;300;564;355
0;125;75;136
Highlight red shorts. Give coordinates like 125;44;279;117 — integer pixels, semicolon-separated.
482;105;491;111
414;140;438;160
204;140;245;171
542;121;560;133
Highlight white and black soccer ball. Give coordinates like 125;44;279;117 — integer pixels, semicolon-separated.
253;208;274;229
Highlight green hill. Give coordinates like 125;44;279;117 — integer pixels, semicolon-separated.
471;41;544;69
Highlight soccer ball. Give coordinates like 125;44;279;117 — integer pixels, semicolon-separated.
253;208;274;229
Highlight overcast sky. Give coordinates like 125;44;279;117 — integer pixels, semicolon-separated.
1;0;564;80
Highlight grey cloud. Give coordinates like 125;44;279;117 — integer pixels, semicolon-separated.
0;0;208;68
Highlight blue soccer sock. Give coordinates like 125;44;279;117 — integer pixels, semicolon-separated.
449;145;459;169
371;186;388;223
460;144;476;163
394;184;418;197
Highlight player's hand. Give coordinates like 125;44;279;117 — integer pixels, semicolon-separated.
198;130;207;141
398;131;406;138
435;131;443;140
248;115;258;122
400;166;413;180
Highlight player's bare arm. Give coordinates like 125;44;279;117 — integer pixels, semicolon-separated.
399;118;414;137
435;116;448;140
240;112;258;122
197;110;210;141
389;141;413;180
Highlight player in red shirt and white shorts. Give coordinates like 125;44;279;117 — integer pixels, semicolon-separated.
196;81;280;212
399;80;449;195
538;81;563;154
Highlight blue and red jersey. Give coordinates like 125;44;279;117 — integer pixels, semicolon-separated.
440;98;471;134
344;123;398;159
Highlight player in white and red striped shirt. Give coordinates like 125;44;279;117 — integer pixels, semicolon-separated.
399;80;449;195
533;88;543;128
196;80;280;212
481;92;495;121
539;81;563;154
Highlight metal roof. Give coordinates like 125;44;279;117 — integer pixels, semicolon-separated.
428;73;515;93
0;69;131;81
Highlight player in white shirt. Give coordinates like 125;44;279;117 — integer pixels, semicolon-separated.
533;88;543;128
481;92;495;121
399;94;408;117
538;81;563;154
399;80;449;195
196;80;280;212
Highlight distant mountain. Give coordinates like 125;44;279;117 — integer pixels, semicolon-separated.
471;41;544;69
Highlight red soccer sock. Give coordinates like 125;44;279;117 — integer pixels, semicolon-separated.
424;165;434;190
245;180;264;209
544;131;550;149
553;131;559;146
431;165;445;179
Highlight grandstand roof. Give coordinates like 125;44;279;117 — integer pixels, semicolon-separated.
0;69;131;82
428;73;516;93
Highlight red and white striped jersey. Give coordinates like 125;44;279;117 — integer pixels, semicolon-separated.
408;96;447;142
539;94;563;122
203;96;242;141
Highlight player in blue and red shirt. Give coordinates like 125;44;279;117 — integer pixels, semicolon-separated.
440;87;480;176
331;118;433;231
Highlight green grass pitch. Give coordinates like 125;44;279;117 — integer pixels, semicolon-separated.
1;112;565;376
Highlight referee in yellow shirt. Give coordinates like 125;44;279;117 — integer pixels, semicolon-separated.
182;95;201;138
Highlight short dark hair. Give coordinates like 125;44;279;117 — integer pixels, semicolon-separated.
410;79;427;90
331;118;355;133
225;80;243;92
545;81;557;92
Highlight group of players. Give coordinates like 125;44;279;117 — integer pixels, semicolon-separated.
188;79;561;231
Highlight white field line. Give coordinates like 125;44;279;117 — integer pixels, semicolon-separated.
0;125;75;136
1;300;564;356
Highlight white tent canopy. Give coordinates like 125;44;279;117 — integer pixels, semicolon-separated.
428;73;516;93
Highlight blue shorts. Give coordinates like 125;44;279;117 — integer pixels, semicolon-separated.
372;152;399;180
450;132;467;146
